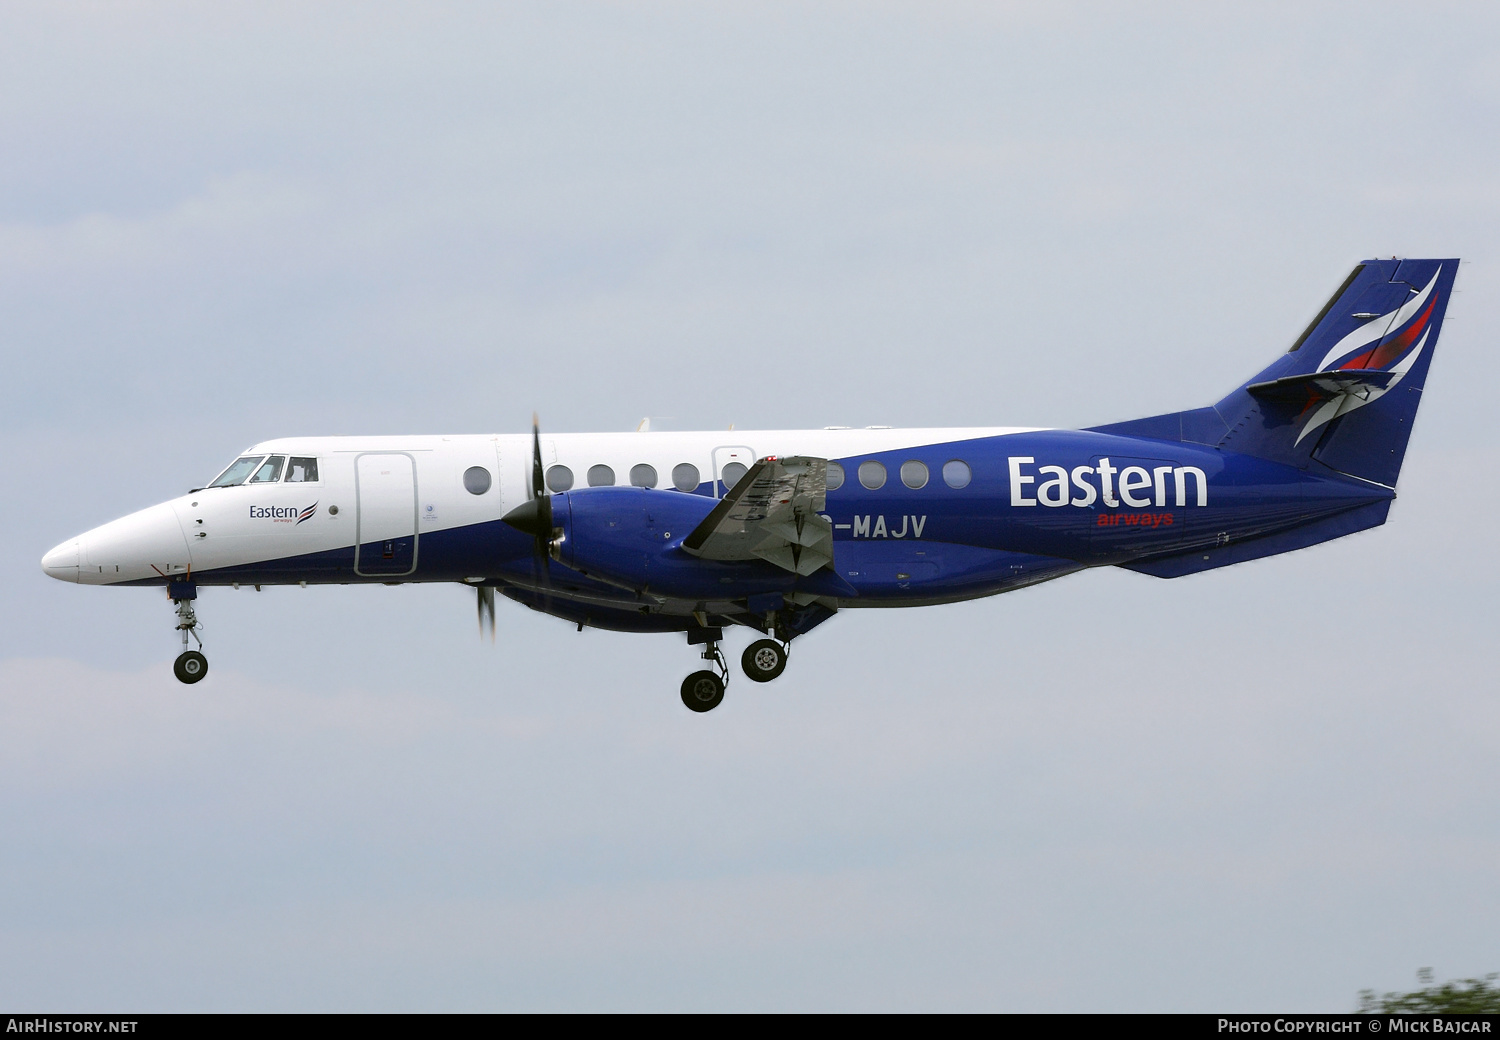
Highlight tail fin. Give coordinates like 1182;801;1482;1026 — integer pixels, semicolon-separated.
1092;258;1458;487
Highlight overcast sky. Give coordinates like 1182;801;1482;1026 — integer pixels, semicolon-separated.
3;2;1499;1011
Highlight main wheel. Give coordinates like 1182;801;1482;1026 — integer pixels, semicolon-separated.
680;670;725;712
741;639;787;683
173;650;208;685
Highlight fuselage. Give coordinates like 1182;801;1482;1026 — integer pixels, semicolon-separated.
41;424;1391;619
35;257;1448;703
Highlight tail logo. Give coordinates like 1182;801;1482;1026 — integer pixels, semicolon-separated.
1315;268;1441;373
1295;267;1442;445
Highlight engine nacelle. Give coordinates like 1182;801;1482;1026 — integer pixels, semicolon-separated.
547;487;845;601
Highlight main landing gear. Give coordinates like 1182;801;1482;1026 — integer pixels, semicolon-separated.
680;633;728;713
679;626;792;713
741;638;788;683
169;582;208;685
680;668;725;713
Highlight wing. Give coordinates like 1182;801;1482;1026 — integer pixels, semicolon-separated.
680;456;834;576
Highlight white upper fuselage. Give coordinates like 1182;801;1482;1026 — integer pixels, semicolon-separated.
42;427;1035;587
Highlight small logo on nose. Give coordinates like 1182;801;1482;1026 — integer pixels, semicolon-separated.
251;503;319;523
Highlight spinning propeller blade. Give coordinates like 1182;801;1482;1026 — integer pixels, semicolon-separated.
476;585;495;642
531;412;546;501
501;413;557;607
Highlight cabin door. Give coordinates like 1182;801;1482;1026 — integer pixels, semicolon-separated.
355;452;419;576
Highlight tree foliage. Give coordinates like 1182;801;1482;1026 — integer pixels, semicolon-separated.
1359;969;1500;1014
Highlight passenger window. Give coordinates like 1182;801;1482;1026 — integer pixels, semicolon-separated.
630;464;658;488
588;464;616;487
858;460;887;490
209;456;265;487
942;460;972;489
721;462;748;490
463;466;492;495
546;465;574;492
900;460;929;489
286;457;320;483
826;461;845;491
248;456;286;483
672;463;700;492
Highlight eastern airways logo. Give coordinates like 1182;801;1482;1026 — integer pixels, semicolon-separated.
1009;458;1207;509
251;502;319;525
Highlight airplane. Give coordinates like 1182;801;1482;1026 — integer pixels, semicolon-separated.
41;257;1456;712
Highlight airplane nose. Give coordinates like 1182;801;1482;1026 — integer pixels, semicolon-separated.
41;539;82;582
58;501;193;584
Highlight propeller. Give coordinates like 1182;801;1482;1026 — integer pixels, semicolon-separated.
501;413;558;603
476;584;495;641
477;414;556;641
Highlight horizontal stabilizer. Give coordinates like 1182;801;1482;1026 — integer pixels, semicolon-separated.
1246;369;1399;402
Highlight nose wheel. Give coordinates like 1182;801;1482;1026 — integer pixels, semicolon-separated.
174;650;208;684
170;583;208;685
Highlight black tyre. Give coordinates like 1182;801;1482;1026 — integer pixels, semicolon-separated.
173;650;208;685
741;639;787;683
680;670;725;712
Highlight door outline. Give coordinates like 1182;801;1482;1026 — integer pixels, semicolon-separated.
712;445;756;499
354;451;420;577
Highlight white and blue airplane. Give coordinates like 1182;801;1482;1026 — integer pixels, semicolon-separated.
42;258;1455;711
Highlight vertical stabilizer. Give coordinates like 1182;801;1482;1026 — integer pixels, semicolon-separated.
1205;259;1455;486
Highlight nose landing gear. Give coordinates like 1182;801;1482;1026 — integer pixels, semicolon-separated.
169;581;208;685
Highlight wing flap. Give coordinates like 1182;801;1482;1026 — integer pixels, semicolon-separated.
682;455;835;575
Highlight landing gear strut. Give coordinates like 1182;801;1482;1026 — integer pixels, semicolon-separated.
681;624;727;712
170;582;208;685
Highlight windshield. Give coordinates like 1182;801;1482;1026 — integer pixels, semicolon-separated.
209;456;267;487
247;456;286;483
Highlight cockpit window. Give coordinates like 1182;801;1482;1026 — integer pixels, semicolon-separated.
209;456;267;487
247;456;286;483
285;457;319;482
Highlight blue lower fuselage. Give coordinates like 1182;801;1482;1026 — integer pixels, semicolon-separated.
145;430;1390;615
